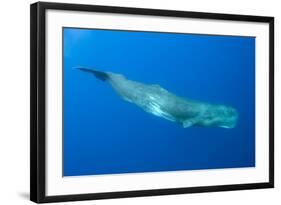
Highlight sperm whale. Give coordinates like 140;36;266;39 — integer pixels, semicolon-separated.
76;67;238;128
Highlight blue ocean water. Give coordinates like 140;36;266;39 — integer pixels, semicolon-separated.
63;28;255;177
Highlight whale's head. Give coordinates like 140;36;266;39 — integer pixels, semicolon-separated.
198;105;238;128
213;105;238;128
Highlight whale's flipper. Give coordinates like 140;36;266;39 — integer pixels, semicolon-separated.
182;120;194;128
76;67;109;81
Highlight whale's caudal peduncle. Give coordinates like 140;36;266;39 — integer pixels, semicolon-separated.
76;67;238;128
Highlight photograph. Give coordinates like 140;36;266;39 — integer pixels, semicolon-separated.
63;28;255;176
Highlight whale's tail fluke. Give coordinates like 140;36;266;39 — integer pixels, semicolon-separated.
75;67;109;81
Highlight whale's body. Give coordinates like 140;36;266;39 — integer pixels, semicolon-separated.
77;68;238;128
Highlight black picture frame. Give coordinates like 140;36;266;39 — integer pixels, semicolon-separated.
30;1;274;203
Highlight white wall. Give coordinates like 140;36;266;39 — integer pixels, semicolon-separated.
0;0;279;204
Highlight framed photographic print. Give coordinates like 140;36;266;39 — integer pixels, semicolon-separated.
30;1;274;203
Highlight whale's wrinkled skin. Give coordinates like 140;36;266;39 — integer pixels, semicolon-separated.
77;67;238;128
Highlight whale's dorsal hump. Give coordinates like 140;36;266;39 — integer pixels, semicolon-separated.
150;84;168;93
151;84;161;88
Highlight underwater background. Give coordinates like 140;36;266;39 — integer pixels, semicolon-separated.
63;27;255;176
